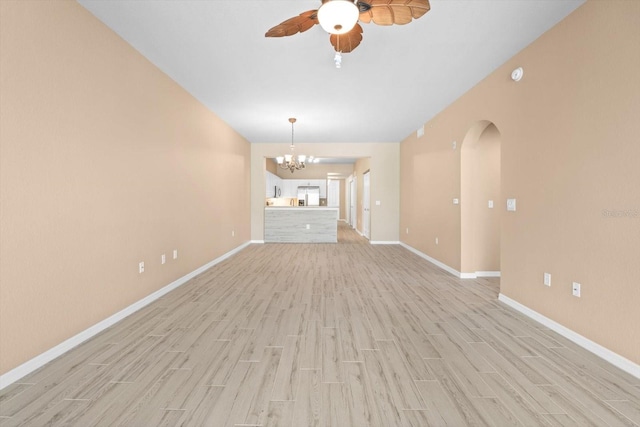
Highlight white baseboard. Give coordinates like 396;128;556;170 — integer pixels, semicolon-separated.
499;293;640;380
250;240;265;244
460;271;501;279
476;271;501;277
399;242;462;278
370;241;400;245
398;243;502;279
0;241;252;390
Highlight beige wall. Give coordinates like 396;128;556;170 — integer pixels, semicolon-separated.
0;1;251;375
461;123;501;273
265;158;278;175
252;144;399;242
400;0;640;363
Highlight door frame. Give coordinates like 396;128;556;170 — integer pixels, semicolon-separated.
363;170;370;239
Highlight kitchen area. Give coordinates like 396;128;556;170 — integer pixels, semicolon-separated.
264;171;339;243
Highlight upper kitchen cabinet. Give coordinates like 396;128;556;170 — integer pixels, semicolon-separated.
279;179;327;198
281;180;297;198
266;171;282;198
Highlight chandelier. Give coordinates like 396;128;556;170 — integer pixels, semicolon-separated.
276;118;307;173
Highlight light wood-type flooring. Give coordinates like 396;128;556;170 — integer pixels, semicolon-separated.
1;222;639;426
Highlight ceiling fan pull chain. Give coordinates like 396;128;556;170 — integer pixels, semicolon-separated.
334;34;342;68
334;52;342;68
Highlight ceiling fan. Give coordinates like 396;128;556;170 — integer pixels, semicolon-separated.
265;0;431;54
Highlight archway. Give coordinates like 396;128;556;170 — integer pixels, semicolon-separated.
461;121;501;277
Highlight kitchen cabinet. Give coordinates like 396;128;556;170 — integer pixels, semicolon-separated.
280;179;327;198
266;171;282;198
281;180;297;198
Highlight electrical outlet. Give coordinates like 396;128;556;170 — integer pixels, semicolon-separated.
306;224;311;230
572;282;581;297
435;237;439;245
507;198;517;211
138;262;145;274
544;273;551;287
406;227;409;235
173;249;178;260
488;200;494;209
161;254;166;265
453;198;459;205
232;230;235;237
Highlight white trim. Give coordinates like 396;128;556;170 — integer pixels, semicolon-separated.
399;242;462;278
457;271;502;279
476;271;501;278
356;229;364;237
370;241;400;245
250;240;265;244
0;241;252;390
499;293;640;380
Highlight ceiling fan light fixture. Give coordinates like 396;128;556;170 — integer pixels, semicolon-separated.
317;0;359;35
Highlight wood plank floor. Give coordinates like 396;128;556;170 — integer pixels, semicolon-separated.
1;222;639;426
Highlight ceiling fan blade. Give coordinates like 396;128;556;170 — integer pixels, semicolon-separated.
265;10;319;37
358;0;430;26
329;23;363;53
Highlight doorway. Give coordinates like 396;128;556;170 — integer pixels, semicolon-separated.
363;171;370;239
327;179;340;220
349;176;357;229
461;122;501;276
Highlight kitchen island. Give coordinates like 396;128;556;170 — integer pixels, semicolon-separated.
264;207;338;243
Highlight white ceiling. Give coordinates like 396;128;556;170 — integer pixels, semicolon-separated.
78;0;583;144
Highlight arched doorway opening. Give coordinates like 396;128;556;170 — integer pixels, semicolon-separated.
461;121;501;277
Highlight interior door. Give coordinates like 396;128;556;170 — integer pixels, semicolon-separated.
349;177;357;229
327;179;340;219
363;171;370;239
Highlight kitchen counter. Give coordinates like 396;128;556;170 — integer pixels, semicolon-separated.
264;207;338;243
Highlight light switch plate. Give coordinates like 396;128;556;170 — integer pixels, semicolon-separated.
453;198;459;205
507;198;517;211
544;273;551;286
375;200;381;206
488;200;494;208
572;282;581;297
